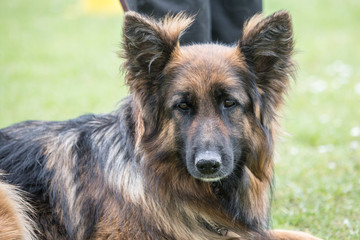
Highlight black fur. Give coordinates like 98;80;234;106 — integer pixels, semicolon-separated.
0;97;135;239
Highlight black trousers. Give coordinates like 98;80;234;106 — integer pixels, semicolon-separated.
128;0;262;45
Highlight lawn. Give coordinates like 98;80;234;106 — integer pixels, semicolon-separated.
264;1;360;239
0;0;359;239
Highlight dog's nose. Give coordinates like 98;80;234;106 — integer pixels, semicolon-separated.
195;152;221;175
196;160;220;175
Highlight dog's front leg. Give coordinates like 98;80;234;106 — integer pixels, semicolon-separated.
270;229;322;240
223;230;322;240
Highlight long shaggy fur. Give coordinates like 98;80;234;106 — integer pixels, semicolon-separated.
0;11;321;240
0;176;35;240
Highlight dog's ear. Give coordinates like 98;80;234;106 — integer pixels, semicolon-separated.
239;11;294;124
122;12;193;140
122;11;193;90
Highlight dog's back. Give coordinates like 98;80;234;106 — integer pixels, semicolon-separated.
0;111;133;239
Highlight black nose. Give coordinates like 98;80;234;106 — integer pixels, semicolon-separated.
195;151;221;175
196;159;220;175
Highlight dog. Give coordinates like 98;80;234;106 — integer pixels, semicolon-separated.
0;11;321;239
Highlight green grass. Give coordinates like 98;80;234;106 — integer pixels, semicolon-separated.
1;1;359;239
0;1;126;124
264;1;360;239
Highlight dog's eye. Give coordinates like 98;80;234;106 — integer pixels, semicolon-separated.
177;102;190;111
223;99;236;108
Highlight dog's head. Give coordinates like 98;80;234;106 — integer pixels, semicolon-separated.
122;11;294;182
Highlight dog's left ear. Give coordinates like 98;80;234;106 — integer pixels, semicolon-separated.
239;11;294;123
122;11;193;90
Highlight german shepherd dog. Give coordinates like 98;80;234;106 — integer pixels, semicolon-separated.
0;11;321;240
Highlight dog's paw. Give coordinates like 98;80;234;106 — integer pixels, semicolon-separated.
271;229;322;240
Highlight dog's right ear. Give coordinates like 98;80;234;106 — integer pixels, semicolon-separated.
122;12;193;140
122;11;193;91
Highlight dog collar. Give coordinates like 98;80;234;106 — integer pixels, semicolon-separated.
214;226;229;236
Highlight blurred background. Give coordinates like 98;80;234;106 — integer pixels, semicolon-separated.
0;0;359;239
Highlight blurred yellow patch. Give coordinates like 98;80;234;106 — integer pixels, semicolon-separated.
81;0;123;14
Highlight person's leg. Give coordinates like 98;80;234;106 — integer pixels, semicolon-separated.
211;0;262;44
128;0;211;44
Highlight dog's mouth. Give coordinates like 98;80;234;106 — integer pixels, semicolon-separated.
189;169;232;182
196;176;226;182
186;151;234;182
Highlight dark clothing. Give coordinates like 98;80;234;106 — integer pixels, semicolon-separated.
127;0;262;44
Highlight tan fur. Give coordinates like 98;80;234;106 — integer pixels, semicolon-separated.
241;13;266;42
271;230;323;240
226;229;322;240
0;181;35;240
